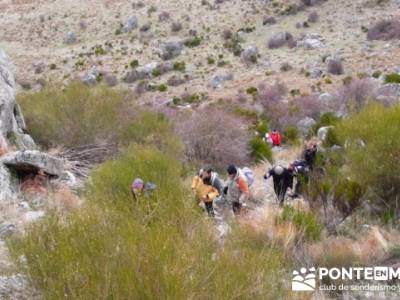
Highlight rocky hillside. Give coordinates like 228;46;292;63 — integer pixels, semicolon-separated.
1;0;400;104
0;0;400;299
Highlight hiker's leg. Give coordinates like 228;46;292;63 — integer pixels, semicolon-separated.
232;202;242;215
205;202;214;217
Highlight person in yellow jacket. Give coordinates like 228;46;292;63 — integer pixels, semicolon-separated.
191;169;219;217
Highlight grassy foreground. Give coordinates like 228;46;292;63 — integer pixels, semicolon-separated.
8;144;290;299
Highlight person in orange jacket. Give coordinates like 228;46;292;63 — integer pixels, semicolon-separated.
191;170;219;217
224;165;249;215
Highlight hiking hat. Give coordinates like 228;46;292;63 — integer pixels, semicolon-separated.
227;164;237;175
132;178;144;190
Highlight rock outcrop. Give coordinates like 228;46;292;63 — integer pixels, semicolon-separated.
0;49;64;202
0;49;36;151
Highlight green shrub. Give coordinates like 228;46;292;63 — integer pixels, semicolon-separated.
255;120;269;135
207;56;215;65
223;33;243;56
277;206;322;241
372;70;382;78
334;179;365;216
313;112;340;132
130;59;139;68
173;61;186;72
232;107;258;120
250;137;272;163
119;112;182;157
158;84;168;92
384;73;400;84
94;46;106;56
246;86;258;95
283;126;300;145
338;104;400;208
324;127;341;147
151;68;161;77
17;82;129;148
184;36;201;48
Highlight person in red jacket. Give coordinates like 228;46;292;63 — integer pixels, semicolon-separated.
270;129;282;146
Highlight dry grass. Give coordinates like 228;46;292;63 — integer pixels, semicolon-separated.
307;226;400;267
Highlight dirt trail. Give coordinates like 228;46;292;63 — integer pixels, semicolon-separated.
214;145;305;241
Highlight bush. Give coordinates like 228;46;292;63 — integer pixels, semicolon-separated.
176;108;251;170
250;137;272;163
119;112;182;157
283;127;300;145
173;61;186;72
223;33;243;56
384;73;400;84
367;20;400;41
327;59;344;75
336;79;377;111
372;70;382;78
158;84;168;92
338;104;400;208
130;59;139;68
334;179;365;217
171;21;183;32
184;36;201;48
17;82;129;148
277;206;322;241
246;86;258;95
313;112;340;133
9;145;289;299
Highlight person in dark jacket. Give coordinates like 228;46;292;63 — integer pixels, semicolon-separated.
303;144;318;170
264;165;294;206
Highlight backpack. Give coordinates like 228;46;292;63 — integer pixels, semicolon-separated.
239;167;254;187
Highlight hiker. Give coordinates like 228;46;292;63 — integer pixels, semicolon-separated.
202;168;225;195
191;170;219;217
270;129;282;147
288;160;309;198
264;133;273;146
224;164;249;215
131;178;157;202
264;165;294;206
303;143;318;170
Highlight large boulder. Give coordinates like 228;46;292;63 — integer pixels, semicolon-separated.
160;39;183;60
122;16;139;33
210;73;233;89
297;117;316;136
1;150;64;177
0;49;36;150
317;126;334;142
297;33;324;49
241;46;258;64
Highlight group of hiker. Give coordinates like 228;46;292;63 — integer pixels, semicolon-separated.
190;142;318;217
130;132;318;217
191;165;251;216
